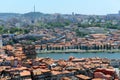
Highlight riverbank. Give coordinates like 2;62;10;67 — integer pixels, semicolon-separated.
36;49;120;54
37;51;120;60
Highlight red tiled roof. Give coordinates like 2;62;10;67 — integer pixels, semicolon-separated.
76;74;91;80
20;70;31;77
51;71;62;75
92;78;103;80
61;77;71;80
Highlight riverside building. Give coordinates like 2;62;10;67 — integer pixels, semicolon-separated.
0;35;2;48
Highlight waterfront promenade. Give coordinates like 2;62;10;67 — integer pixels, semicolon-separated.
36;49;120;53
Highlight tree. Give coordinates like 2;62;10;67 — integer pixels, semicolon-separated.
75;29;88;37
0;26;4;34
40;45;43;50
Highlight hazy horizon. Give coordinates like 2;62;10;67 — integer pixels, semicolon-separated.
0;0;120;15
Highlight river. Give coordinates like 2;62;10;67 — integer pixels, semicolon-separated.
37;52;120;60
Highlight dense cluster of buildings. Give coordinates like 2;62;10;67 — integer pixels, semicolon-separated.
1;11;120;28
1;11;120;80
0;28;120;79
0;47;119;80
1;28;120;53
32;28;120;52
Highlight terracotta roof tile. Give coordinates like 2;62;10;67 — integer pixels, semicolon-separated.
20;70;31;77
76;74;91;80
51;71;62;75
92;78;103;80
61;77;71;80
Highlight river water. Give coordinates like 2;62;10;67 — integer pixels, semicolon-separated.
37;52;120;60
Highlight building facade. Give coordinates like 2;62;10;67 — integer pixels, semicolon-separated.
0;35;2;48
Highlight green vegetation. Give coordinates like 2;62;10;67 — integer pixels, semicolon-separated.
0;26;4;34
0;26;30;34
47;21;70;28
75;29;88;37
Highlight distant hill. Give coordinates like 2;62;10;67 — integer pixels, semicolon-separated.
0;11;120;29
23;12;44;18
0;13;21;21
0;13;20;16
0;12;46;21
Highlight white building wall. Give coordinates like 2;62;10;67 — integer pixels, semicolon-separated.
0;35;2;48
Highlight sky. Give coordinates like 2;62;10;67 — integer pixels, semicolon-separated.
0;0;120;15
